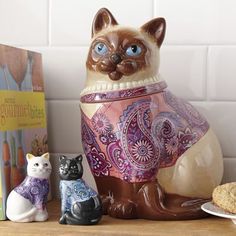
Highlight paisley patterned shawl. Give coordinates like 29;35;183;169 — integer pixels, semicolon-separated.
14;176;49;210
81;81;209;183
60;179;97;212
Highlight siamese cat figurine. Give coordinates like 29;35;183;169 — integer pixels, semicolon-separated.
59;155;102;225
80;8;224;220
6;153;51;222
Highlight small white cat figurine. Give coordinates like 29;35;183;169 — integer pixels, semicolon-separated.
6;153;52;222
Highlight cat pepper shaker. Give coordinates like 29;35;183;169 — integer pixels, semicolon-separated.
80;8;224;220
6;153;51;222
59;155;102;225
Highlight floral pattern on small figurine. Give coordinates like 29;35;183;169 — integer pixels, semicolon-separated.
6;153;51;222
59;155;102;225
14;177;49;210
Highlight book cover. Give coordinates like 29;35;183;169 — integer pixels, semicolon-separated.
0;44;48;220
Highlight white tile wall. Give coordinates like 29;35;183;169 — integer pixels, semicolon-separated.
35;47;88;99
207;46;236;101
50;0;153;46
47;100;82;153
0;0;48;45
160;46;207;100
1;0;236;197
155;0;236;45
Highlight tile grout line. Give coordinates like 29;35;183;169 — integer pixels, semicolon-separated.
163;43;236;46
191;100;236;103
7;44;236;48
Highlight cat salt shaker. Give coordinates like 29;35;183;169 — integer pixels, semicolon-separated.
80;8;224;220
59;155;102;225
6;153;51;222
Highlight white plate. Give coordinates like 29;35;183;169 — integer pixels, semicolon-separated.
201;202;236;224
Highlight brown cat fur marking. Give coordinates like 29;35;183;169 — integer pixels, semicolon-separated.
87;30;149;81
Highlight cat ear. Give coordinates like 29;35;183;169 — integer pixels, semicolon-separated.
59;155;67;161
42;152;50;160
141;18;166;47
26;153;35;161
92;8;118;37
75;155;83;163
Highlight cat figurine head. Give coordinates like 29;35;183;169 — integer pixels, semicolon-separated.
26;152;52;179
59;155;83;181
83;8;165;94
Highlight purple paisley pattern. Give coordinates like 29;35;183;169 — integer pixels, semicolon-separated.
107;140;127;173
81;82;209;182
81;113;112;176
14;176;49;210
163;90;209;129
118;100;159;181
151;111;204;167
88;147;112;176
92;113;113;134
150;90;209;168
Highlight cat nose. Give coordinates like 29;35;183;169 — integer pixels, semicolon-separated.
110;53;122;65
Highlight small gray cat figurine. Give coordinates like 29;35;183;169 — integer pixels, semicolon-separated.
59;155;102;225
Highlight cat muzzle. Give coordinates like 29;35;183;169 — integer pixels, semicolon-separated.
108;71;123;81
97;54;138;81
61;170;68;175
116;60;138;76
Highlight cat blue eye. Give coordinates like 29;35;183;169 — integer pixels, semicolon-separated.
94;42;108;55
126;45;142;56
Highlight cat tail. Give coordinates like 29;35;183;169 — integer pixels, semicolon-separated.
6;207;37;222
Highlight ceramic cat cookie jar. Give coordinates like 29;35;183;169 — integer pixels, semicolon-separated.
80;8;224;220
6;153;51;222
59;155;102;225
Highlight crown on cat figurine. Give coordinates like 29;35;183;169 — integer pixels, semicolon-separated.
6;153;51;222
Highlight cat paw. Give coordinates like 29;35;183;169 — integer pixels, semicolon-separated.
100;194;111;214
136;181;177;220
107;200;137;219
137;181;208;220
166;195;209;219
59;215;67;224
180;198;209;208
34;210;48;222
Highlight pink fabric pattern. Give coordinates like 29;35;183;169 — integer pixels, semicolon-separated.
81;82;209;183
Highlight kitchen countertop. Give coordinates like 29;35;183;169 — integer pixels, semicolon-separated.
0;200;235;236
